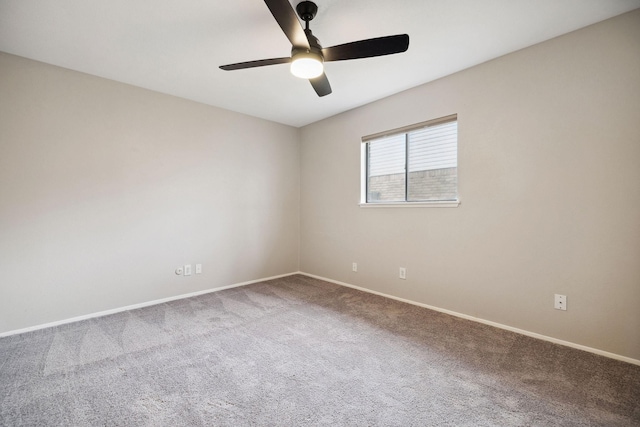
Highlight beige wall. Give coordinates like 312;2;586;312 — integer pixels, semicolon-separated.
300;10;640;360
0;52;300;333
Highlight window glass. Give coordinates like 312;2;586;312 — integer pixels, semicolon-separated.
407;121;457;201
364;116;457;203
367;134;405;202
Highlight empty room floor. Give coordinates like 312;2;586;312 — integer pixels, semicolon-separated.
1;275;639;425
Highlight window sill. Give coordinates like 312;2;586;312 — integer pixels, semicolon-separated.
359;200;460;208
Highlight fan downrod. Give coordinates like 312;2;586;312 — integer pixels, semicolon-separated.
296;1;318;23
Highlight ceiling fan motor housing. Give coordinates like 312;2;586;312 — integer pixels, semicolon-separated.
292;30;322;57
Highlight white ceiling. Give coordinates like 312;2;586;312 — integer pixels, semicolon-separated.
1;0;639;127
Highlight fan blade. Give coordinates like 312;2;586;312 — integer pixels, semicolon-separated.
309;73;332;97
220;57;291;71
322;34;409;62
264;0;310;49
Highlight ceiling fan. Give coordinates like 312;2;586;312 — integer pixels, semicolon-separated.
219;0;410;97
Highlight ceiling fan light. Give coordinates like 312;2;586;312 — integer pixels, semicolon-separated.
290;53;323;79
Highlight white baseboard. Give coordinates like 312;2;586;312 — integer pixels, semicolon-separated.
0;272;299;338
4;270;638;367
300;272;640;367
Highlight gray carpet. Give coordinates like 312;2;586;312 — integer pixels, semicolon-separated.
1;274;639;426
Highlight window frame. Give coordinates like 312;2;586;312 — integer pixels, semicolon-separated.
360;114;460;208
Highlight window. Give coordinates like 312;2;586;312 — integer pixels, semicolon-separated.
361;115;458;206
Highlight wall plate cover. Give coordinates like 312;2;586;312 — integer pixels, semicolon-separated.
554;294;567;311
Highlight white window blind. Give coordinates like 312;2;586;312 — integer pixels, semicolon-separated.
368;134;405;177
408;121;457;172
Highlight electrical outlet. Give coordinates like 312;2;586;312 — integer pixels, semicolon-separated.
399;267;406;280
184;264;192;276
195;264;202;274
352;262;358;272
175;267;183;275
554;294;567;311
